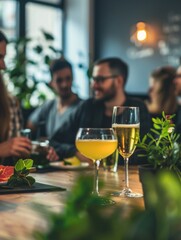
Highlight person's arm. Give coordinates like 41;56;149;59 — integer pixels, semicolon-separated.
50;101;84;159
0;137;31;158
46;146;59;162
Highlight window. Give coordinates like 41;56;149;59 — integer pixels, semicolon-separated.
0;1;17;80
26;2;62;51
0;0;17;39
34;0;62;3
26;2;63;105
0;0;63;107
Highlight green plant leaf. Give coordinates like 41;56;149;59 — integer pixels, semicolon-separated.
48;46;63;55
24;159;33;169
44;55;50;64
150;128;160;136
153;123;161;129
41;29;54;40
15;159;25;171
138;112;181;174
3;30;61;109
8;159;35;187
33;172;181;239
33;45;43;54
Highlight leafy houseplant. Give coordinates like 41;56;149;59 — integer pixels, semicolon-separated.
137;112;181;208
8;159;35;187
4;30;62;109
33;172;181;240
137;112;181;179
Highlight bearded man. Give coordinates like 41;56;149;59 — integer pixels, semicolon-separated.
50;57;151;164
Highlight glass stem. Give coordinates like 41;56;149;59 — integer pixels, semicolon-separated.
93;160;100;196
124;157;129;189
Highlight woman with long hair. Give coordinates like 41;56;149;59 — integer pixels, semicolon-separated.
0;30;58;164
146;66;177;115
146;66;181;135
0;31;32;164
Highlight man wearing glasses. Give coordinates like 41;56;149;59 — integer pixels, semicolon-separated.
27;58;83;139
50;57;151;163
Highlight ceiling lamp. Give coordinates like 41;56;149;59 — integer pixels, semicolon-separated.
131;21;149;46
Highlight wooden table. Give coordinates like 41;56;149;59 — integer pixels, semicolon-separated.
0;166;144;240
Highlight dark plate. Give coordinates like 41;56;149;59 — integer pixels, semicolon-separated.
0;182;66;194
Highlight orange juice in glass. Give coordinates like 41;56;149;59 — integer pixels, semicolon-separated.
76;139;117;161
76;128;117;205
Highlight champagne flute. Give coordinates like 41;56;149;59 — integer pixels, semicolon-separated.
76;128;117;205
112;106;143;198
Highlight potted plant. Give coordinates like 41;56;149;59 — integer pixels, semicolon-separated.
137;112;181;207
33;172;181;239
3;30;62;124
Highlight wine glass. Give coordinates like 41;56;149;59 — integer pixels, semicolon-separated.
112;106;143;198
76;128;117;205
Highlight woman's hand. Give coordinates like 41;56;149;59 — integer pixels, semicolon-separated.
0;137;32;158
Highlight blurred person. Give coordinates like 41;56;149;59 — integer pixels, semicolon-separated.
50;57;151;164
146;66;181;133
146;66;177;115
0;30;58;165
0;30;31;165
174;65;181;104
27;58;83;139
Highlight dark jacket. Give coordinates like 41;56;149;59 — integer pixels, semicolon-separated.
50;96;151;163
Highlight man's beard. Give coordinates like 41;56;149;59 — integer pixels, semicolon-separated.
60;91;72;100
94;83;117;103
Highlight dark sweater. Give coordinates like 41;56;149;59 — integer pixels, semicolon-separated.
50;97;151;164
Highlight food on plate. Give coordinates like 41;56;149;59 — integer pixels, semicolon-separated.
0;165;14;182
64;156;81;166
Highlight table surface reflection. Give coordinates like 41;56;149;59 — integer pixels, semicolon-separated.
0;165;144;240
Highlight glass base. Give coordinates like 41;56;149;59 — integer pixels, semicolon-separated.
111;188;143;198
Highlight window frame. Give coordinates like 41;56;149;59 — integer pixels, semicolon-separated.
11;0;64;38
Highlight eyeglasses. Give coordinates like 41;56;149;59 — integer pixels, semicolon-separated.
91;75;118;84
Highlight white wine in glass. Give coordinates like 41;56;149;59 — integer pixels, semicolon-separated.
76;128;117;205
112;106;143;198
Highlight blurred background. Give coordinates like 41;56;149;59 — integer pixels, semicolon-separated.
1;0;181;107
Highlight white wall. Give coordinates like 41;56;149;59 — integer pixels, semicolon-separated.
64;0;94;99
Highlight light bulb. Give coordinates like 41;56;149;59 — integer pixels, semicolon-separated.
136;22;147;42
137;29;147;41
